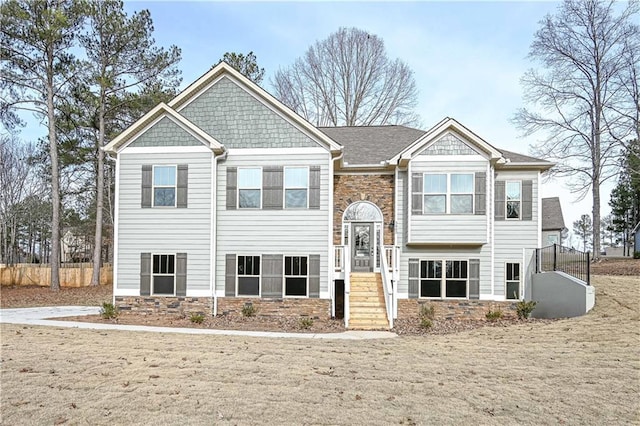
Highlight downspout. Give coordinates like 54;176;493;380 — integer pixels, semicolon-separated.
105;152;117;306
212;149;228;317
330;149;344;319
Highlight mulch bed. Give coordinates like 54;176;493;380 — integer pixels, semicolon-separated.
0;284;112;309
590;257;640;276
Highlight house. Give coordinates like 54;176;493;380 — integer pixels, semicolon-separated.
541;197;566;246
633;222;640;255
105;62;580;329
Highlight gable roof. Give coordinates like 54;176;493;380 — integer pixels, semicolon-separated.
103;103;224;154
319;125;426;165
542;197;566;231
168;62;342;153
499;149;554;169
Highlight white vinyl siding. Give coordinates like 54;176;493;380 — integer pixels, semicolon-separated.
216;149;331;297
409;160;488;244
494;170;539;298
116;151;212;293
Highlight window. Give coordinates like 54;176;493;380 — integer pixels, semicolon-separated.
284;256;307;296
420;260;442;297
446;260;468;298
238;168;261;208
450;174;473;214
152;254;175;295
153;166;176;207
420;259;468;298
422;173;473;214
284;167;308;208
506;263;520;300
506;181;521;219
424;174;446;213
237;255;260;296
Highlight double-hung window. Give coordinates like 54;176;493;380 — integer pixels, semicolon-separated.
284;167;308;208
153;166;176;207
238;168;261;208
450;174;473;214
506;181;521;219
152;254;175;295
506;263;520;299
423;173;473;214
284;256;308;297
237;255;260;296
420;259;468;298
423;174;447;214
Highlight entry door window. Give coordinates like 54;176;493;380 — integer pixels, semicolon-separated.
354;225;371;259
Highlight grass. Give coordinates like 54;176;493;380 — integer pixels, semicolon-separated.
1;275;638;424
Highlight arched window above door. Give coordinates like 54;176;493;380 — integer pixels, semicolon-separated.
343;201;383;222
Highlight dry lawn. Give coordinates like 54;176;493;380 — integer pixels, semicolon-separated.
1;275;639;425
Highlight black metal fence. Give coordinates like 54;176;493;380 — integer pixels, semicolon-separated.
535;244;590;285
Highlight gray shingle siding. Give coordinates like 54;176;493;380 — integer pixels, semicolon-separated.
129;116;202;147
179;77;318;149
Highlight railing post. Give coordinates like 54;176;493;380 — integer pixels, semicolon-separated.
553;243;557;271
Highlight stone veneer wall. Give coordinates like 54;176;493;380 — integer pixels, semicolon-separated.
397;299;518;321
333;174;395;245
217;298;331;319
115;296;213;315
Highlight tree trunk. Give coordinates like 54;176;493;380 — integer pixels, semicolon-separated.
47;49;60;291
90;97;105;286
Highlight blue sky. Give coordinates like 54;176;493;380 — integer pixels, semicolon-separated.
18;1;614;248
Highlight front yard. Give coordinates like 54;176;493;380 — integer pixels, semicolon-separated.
1;274;638;425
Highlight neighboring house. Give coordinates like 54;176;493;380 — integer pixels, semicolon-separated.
633;222;640;255
541;197;566;247
60;228;92;263
105;63;566;328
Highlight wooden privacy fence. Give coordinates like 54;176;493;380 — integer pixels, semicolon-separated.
0;263;113;287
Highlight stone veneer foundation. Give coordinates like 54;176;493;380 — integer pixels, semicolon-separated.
397;299;519;321
115;296;213;315
333;174;395;245
217;298;331;319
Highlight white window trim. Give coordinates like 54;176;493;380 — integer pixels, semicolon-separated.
419;258;469;299
236;254;261;297
283;255;309;298
505;180;522;221
152;165;177;208
283;166;309;209
422;173;475;215
505;261;521;300
151;252;176;296
237;167;262;209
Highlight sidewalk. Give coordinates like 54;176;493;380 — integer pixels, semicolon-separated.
0;306;397;340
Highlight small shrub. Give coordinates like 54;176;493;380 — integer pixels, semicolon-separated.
241;303;257;317
420;318;433;330
516;300;537;319
100;302;118;319
190;313;205;324
485;309;503;322
634;251;640;259
419;304;435;321
299;317;314;329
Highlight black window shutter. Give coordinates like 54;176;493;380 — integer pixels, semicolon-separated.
176;253;187;296
225;254;236;296
411;173;423;215
140;252;151;296
226;167;237;210
522;180;533;221
309;254;320;298
261;254;283;298
408;258;419;299
177;165;188;208
469;258;480;300
262;167;283;210
141;165;152;208
495;180;505;221
474;172;486;215
309;166;321;209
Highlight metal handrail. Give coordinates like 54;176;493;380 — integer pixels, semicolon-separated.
535;243;591;285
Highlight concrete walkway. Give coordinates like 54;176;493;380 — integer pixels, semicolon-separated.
0;306;397;340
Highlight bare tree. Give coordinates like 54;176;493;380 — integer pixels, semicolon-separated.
272;27;420;127
573;214;593;252
1;0;86;290
513;0;640;259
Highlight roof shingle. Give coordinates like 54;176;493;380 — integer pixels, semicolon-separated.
542;197;566;231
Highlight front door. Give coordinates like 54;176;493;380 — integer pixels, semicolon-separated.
352;223;373;272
